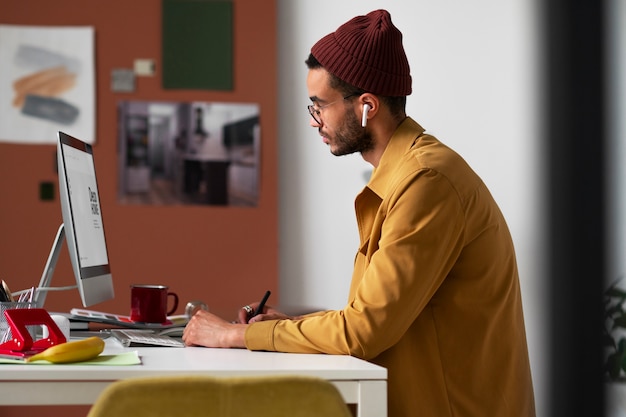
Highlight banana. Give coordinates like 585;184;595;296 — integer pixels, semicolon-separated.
26;336;105;363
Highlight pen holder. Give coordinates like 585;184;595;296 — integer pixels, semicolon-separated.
0;301;36;343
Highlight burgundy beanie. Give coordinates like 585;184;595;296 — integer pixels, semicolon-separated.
311;9;412;96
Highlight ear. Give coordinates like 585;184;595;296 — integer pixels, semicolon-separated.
359;94;378;128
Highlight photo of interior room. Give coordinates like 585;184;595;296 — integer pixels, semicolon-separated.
117;100;260;207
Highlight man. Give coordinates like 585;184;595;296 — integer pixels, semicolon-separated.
183;9;536;417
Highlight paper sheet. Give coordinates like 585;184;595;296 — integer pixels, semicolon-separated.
0;350;141;365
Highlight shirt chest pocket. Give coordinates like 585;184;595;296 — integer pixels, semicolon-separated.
358;236;380;260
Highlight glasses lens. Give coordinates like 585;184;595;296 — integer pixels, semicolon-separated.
308;105;320;124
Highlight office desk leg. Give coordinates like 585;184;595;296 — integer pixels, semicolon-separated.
357;380;387;417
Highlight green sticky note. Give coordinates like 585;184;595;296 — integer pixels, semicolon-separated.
0;351;142;366
162;0;233;90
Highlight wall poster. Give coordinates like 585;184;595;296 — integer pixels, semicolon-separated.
0;25;95;144
118;100;261;207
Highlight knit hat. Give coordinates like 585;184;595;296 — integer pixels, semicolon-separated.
311;9;412;96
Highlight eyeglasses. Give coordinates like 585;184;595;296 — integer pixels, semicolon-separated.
307;93;360;124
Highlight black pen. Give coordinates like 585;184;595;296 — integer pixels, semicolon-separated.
253;290;271;317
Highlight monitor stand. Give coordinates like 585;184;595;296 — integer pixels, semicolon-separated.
33;224;75;308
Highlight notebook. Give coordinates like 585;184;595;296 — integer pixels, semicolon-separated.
68;308;188;330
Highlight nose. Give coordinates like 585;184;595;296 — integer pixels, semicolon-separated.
309;116;321;128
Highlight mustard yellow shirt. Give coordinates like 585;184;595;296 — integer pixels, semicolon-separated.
246;118;535;417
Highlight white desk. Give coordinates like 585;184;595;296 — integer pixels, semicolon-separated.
0;338;387;417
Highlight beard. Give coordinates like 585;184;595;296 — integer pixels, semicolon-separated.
323;110;374;156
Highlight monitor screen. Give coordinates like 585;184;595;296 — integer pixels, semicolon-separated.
56;131;114;307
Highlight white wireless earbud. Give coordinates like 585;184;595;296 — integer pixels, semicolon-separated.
362;104;371;127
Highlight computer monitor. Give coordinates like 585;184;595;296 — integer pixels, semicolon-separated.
34;131;114;308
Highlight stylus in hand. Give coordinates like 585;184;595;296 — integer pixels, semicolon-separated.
253;290;271;317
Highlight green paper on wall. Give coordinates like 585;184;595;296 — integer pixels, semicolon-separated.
162;0;233;90
0;351;142;365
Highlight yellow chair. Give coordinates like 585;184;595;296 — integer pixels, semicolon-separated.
86;375;353;417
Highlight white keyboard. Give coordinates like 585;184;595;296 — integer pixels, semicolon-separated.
110;329;185;348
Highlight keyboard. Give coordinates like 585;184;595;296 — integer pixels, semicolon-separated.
110;329;185;348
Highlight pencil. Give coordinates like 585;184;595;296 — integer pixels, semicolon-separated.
253;290;271;317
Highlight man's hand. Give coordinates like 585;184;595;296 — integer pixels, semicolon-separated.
182;310;247;348
237;304;294;324
182;305;298;348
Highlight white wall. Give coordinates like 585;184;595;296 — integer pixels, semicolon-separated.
277;1;546;415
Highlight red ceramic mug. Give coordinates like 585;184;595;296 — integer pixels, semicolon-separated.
130;284;179;323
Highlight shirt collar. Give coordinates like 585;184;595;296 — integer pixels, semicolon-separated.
367;117;425;198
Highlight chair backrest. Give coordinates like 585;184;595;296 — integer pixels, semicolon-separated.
86;374;353;417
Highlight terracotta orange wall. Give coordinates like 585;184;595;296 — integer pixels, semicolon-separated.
0;1;277;413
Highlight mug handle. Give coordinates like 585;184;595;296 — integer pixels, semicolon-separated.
167;292;179;316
